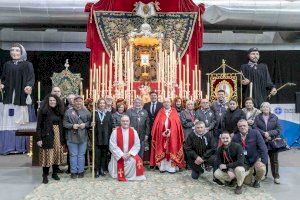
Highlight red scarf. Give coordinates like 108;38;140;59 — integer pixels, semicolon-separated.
116;127;144;181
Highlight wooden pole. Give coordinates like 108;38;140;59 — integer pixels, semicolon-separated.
91;89;96;179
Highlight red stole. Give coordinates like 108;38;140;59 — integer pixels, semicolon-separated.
116;127;144;181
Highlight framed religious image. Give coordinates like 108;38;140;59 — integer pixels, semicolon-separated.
140;54;150;66
210;73;238;102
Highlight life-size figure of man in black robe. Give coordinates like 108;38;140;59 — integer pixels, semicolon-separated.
240;48;277;108
0;43;35;131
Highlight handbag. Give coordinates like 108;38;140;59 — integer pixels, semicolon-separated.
269;137;290;152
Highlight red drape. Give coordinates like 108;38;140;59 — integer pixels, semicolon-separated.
85;0;205;91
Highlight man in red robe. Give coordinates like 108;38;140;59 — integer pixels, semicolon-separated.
150;98;185;173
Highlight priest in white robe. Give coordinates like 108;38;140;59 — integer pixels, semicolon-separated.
108;115;146;181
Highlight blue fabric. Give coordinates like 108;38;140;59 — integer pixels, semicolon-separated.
232;129;269;166
0;130;28;155
28;105;37;122
67;141;87;174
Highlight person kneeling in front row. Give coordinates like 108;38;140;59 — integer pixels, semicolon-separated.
214;131;246;195
185;121;216;179
233;119;268;188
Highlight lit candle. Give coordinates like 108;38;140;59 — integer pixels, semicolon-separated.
199;70;201;96
80;81;83;96
207;80;210;100
38;81;41;102
89;68;92;93
250;82;253;98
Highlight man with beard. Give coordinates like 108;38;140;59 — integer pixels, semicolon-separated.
241;48;277;107
214;131;245;194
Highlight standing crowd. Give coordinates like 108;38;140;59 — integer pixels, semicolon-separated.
36;87;282;195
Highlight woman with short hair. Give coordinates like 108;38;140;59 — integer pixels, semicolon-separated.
242;97;261;128
254;102;281;184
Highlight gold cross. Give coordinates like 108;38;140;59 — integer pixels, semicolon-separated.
118;169;124;178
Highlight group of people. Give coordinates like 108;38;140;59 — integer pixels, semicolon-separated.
36;86;282;195
1;43;281;195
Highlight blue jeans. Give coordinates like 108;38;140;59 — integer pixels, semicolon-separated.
67;141;87;174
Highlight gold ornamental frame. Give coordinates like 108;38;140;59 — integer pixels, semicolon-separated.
206;60;244;107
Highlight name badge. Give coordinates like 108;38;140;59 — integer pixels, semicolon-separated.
243;149;247;156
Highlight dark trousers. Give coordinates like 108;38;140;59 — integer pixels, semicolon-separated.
43;165;59;176
95;145;108;172
267;151;280;179
189;155;215;179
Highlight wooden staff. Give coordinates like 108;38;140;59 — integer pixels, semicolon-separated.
91;89;96;179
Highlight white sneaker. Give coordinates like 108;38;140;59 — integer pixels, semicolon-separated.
274;178;280;184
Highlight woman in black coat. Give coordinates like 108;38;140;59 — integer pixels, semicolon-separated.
222;99;246;135
37;94;65;184
254;102;281;184
93;98;113;177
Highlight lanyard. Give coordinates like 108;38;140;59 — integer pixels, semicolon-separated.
223;149;233;163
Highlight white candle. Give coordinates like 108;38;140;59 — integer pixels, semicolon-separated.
250;82;253;98
38;81;41;102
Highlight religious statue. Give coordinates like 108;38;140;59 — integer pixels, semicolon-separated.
0;43;35;131
139;81;151;104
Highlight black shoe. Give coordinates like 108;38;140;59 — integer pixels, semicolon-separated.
42;175;49;184
52;174;60;181
234;186;243;195
56;168;64;173
227;180;236;187
78;172;84;178
213;178;224;186
70;173;77;179
253;180;261;188
99;169;106;176
94;171;100;178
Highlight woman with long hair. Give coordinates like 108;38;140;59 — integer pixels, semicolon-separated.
37;94;65;184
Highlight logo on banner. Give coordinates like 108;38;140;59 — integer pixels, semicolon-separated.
274;107;283;115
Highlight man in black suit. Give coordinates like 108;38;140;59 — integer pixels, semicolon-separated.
143;91;163;131
143;91;163;165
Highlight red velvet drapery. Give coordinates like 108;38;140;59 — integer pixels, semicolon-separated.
85;0;205;91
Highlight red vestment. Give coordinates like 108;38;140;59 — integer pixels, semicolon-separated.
150;108;185;169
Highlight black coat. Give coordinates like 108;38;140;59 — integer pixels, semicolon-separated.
36;109;65;149
232;129;268;167
241;63;274;107
215;142;245;169
143;101;163;129
94;111;113;146
185;131;216;171
222;108;246;134
0;60;35;105
253;113;281;150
